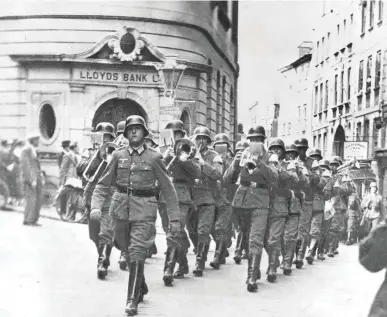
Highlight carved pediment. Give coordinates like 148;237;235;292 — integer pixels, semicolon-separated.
74;27;175;63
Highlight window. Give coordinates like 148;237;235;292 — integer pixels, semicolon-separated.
314;85;318;113
359;60;364;92
357;122;362;141
362;2;367;33
318;134;322;150
231;1;238;43
347;67;351;100
351;13;354;24
39;103;56;140
322;37;325;59
319;82;323;111
216;71;221;133
316;41;320;64
222;76;226;132
340;70;345;103
213;1;231;31
325;80;329;109
370;0;375;27
378;0;384;20
230;87;235;138
366;55;373;91
327;32;330;56
335;74;338;105
375;50;381;89
303;105;307;129
364;120;370;142
283;123;286;136
323;133;327;154
288;123;291;135
313;135;317;147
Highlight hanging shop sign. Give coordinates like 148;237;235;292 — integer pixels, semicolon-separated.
343;141;368;160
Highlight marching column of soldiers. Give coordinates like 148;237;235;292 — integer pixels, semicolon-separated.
62;116;385;316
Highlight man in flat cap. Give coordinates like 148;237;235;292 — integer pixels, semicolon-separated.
58;140;71;168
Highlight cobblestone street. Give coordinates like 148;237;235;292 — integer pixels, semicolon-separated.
0;211;383;317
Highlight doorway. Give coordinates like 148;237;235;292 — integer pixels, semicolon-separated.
333;125;345;158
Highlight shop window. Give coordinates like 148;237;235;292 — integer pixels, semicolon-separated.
39;103;56;140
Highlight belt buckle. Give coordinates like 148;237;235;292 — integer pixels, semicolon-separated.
194;179;200;185
251;182;257;188
127;187;133;196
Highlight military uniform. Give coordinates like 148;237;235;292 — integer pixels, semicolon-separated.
361;183;385;235
224;143;278;292
91;132;180;315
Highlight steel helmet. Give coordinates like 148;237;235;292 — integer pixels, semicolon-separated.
117;120;126;135
247;126;266;139
145;131;158;147
294;138;309;149
213;133;231;147
330;156;343;166
95;122;116;138
193;126;212;143
285;143;299;154
236;140;249;152
165;120;186;136
268;138;285;151
124;115;149;137
319;159;331;170
308;148;322;160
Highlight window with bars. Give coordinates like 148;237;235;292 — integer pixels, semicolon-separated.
325;80;329;109
366;55;373;91
216;71;221;133
314;85;318;114
359;60;364;92
370;0;375;27
222;76;226;132
340;70;344;103
335;74;338;105
362;2;367;33
347;67;351;100
319;82;323;111
379;0;384;20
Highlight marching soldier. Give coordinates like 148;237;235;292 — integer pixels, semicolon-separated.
160;120;201;283
264;138;296;282
293;138;319;269
224;126;278;292
346;191;362;245
305;151;330;264
232;140;250;264
281;144;305;275
190;127;223;277
361;182;385;235
91;115;181;316
83;122;116;279
210;133;233;269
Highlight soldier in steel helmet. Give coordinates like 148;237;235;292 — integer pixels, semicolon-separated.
304;151;331;264
293;138;320;269
279;143;304;276
190;126;223;277
83;122;117;279
209;133;234;269
224;126;278;292
159;120;201;283
264;138;298;283
232;140;250;264
361;181;385;235
91;115;180;316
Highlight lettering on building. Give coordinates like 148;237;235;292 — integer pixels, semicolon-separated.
74;69;160;85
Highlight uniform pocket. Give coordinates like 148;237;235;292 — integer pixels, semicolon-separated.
128;196;158;222
109;192;129;220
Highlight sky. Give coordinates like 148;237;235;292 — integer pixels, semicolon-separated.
238;0;324;128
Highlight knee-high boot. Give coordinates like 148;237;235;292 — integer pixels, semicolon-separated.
267;247;278;283
163;246;178;286
174;249;189;279
328;233;337;257
210;239;225;270
193;243;205;277
234;232;243;264
306;238;317;265
125;261;145;316
283;241;295;276
246;252;262;292
102;244;113;269
97;243;108;280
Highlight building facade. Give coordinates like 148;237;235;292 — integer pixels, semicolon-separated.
278;42;313;146
0;1;239;186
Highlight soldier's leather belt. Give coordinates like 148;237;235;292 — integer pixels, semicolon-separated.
240;181;268;189
116;185;155;197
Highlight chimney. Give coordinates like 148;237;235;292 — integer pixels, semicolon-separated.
298;41;313;58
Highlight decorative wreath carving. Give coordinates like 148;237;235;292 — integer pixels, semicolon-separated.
108;27;145;62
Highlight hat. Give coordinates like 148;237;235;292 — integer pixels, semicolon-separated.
62;140;71;148
27;132;40;142
370;182;378;188
69;141;79;150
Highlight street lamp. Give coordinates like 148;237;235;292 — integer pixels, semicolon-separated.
154;58;186;100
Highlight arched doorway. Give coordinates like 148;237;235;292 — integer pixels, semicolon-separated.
92;98;147;130
333;125;345;158
180;110;191;135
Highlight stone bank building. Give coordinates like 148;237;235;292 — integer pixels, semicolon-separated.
0;1;239;187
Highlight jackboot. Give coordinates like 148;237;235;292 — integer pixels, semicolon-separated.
125;261;144;316
242;234;250;259
283;241;295;276
146;243;157;259
189;231;198;254
97;243;108;280
346;231;355;246
163;246;178;286
246;252;262;292
119;251;128;270
317;237;326;260
293;240;301;265
233;232;243;264
174;249;189;279
267;247;277;283
220;248;228;265
138;274;148;303
193;243;205;277
210;240;224;270
328;233;337;257
305;238;317;265
102;244;113;269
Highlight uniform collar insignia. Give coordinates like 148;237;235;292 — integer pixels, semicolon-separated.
128;143;145;155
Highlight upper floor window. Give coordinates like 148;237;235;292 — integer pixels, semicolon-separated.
335;74;338;105
370;0;375;27
378;0;384;20
366;55;373;91
376;50;382;89
359;60;364;91
362;2;367;33
314;85;319;113
319;82;323;111
212;1;231;31
347;67;352;100
231;1;238;43
325;80;329;109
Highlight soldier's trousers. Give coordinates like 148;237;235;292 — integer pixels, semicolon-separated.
364;218;380;236
309;211;324;240
297;200;313;259
318;218;332;253
282;214;299;263
113;219;156;262
89;203;114;248
265;216;286;254
329;209;345;249
158;202;169;235
186;205;198;248
234;208;269;255
195;204;216;245
23;181;43;224
212;204;233;242
169;203;191;251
